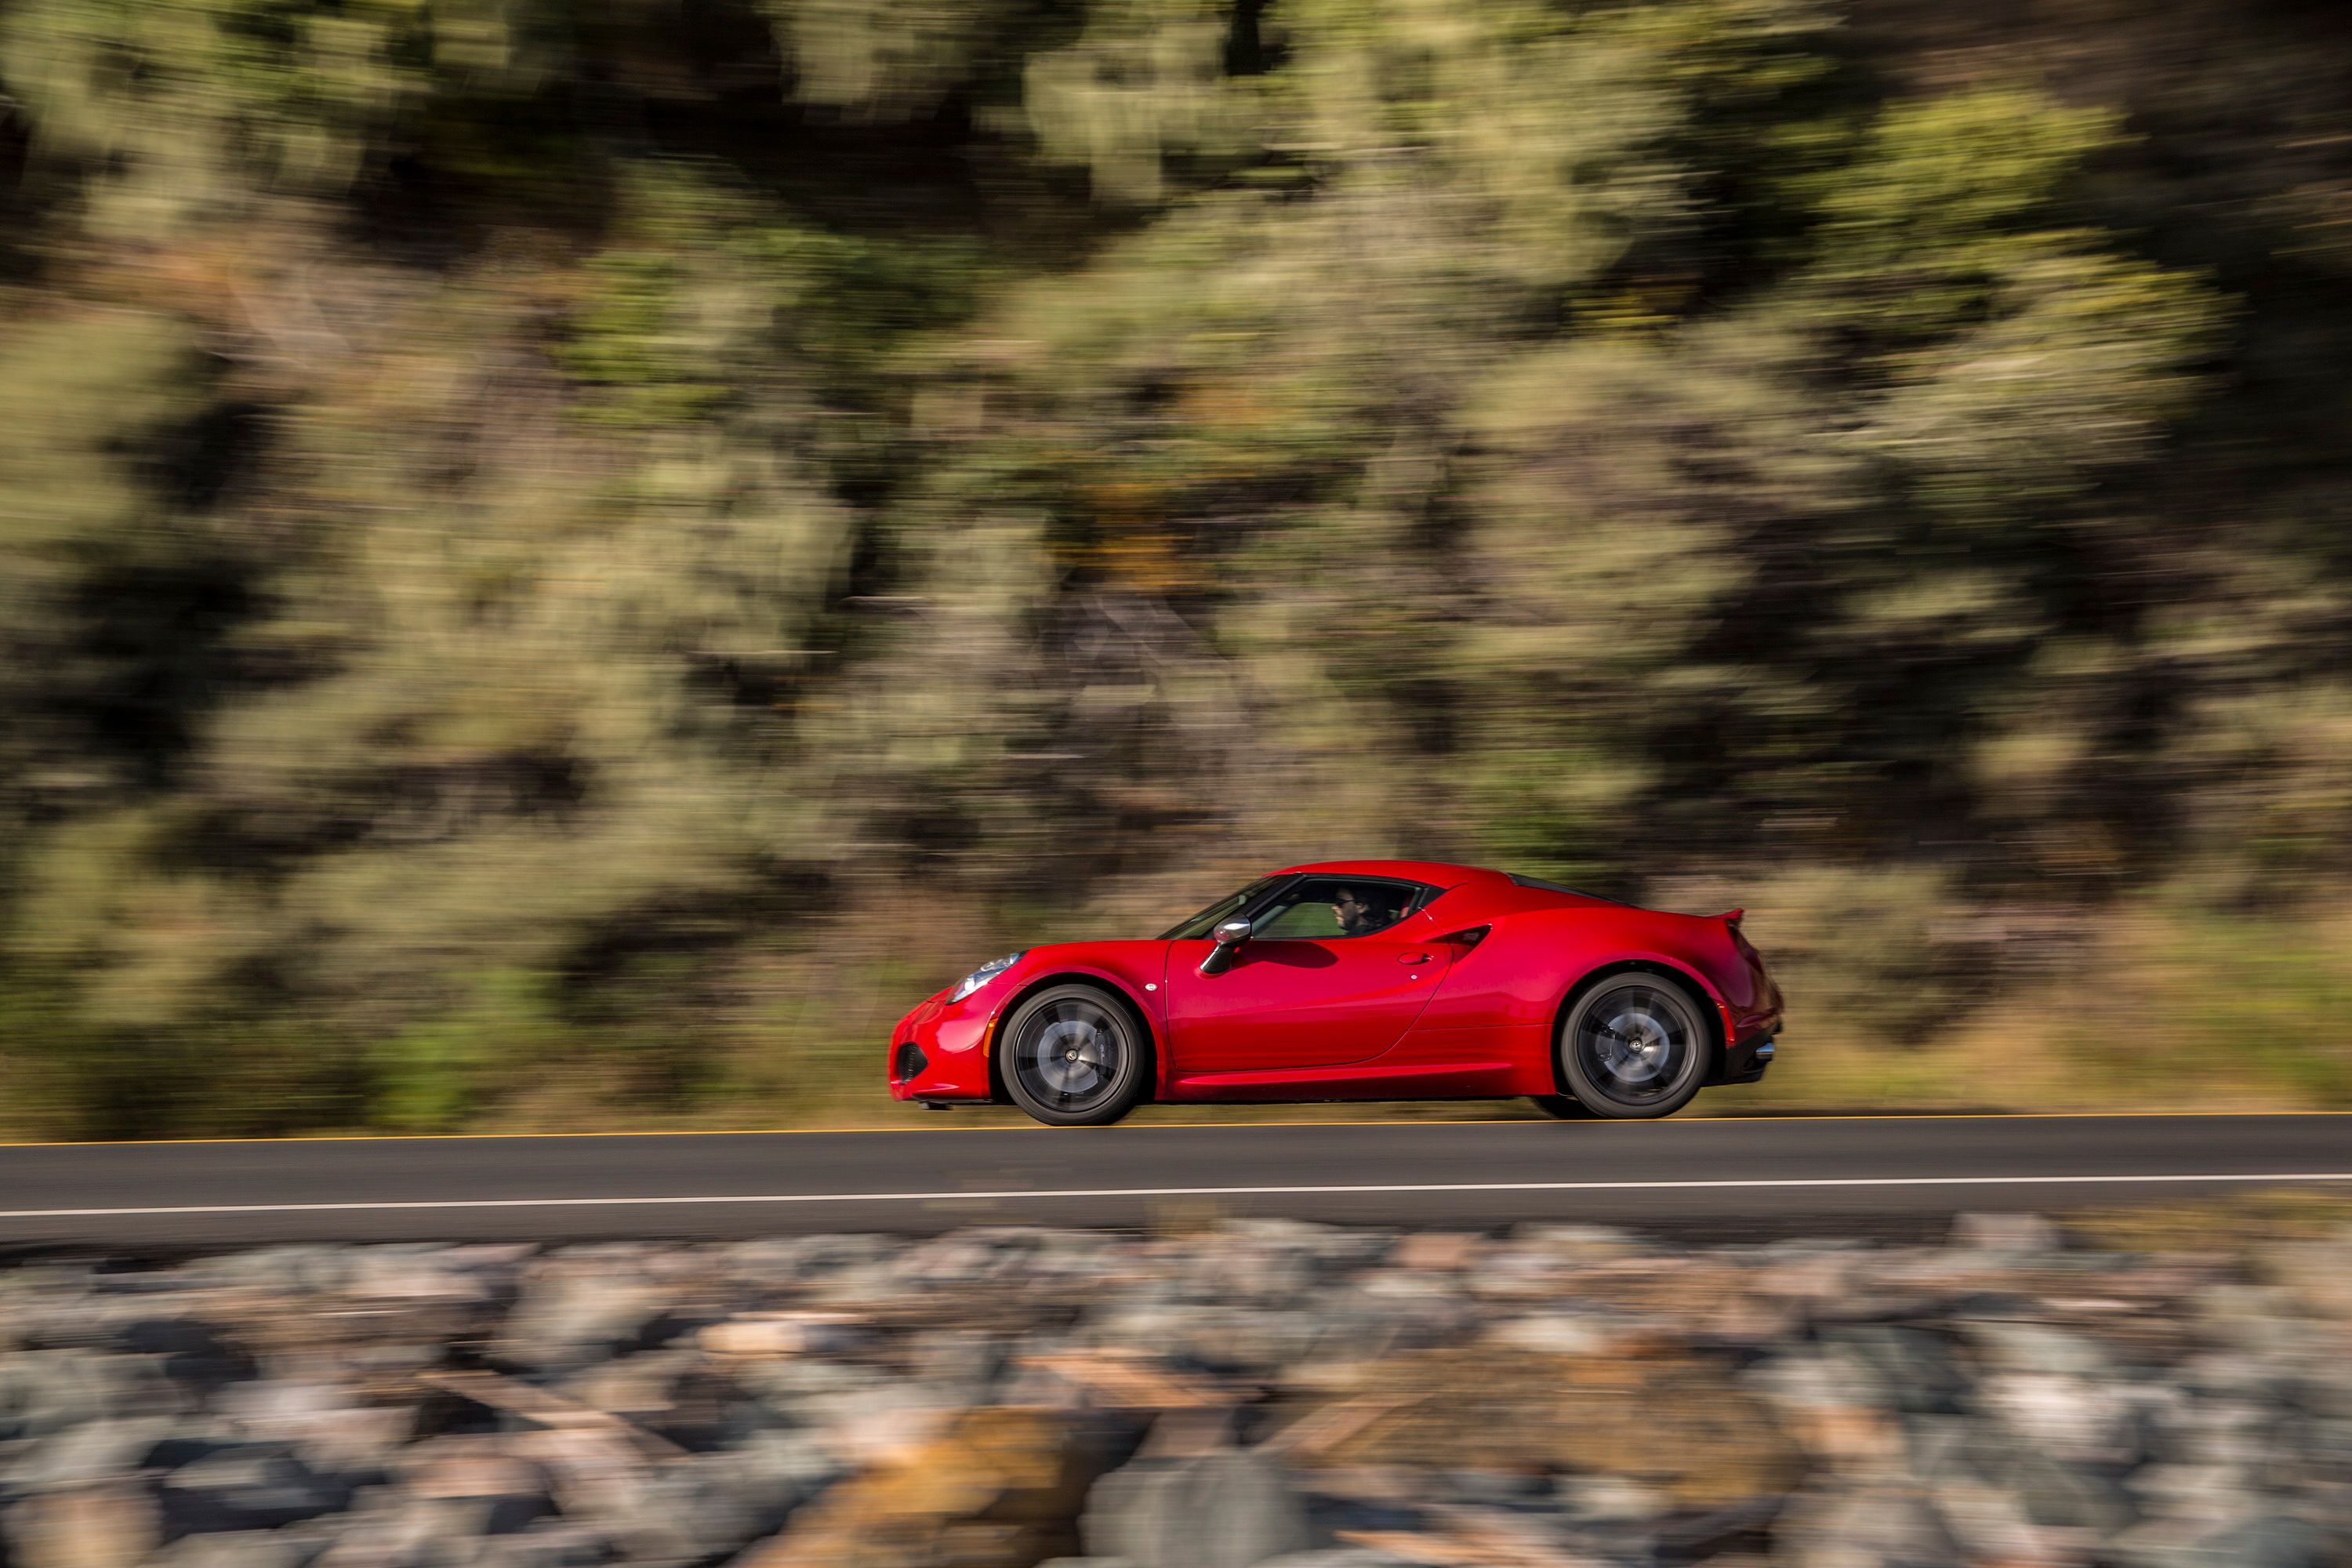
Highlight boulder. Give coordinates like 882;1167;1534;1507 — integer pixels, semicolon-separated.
735;1406;1102;1568
1305;1349;1797;1506
2;1481;160;1568
2110;1512;2325;1568
1950;1213;2063;1254
158;1445;357;1536
107;1316;256;1394
583;1450;807;1563
446;1523;620;1568
1081;1450;1317;1568
398;1440;557;1537
1774;1483;1965;1568
698;1313;865;1360
2;1416;184;1489
491;1272;684;1375
145;1529;331;1568
556;1348;749;1451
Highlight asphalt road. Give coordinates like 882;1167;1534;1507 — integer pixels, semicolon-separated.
1;1112;2347;1248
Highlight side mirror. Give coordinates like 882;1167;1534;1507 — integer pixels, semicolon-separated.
1200;918;1252;976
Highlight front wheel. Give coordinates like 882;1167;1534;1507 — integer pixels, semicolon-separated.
1000;984;1149;1127
1556;973;1709;1120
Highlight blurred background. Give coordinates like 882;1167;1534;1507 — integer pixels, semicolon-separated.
3;0;2350;1139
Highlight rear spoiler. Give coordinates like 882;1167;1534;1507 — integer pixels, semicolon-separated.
1719;909;1745;927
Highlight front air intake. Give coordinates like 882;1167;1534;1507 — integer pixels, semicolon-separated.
893;1042;928;1083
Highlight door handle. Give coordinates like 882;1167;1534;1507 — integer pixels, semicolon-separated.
1399;952;1433;965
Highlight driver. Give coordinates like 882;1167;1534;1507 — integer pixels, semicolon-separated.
1331;885;1396;936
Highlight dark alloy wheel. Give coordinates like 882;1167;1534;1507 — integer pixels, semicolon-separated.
1557;972;1710;1119
1000;983;1149;1127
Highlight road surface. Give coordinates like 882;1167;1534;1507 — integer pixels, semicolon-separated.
1;1112;2346;1247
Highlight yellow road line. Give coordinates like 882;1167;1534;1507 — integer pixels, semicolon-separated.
1;1106;2345;1150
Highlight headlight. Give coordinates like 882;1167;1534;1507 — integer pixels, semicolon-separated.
950;952;1025;1003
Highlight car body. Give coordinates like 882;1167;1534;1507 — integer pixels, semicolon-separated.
887;860;1782;1124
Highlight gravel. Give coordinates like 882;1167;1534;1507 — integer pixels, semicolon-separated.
4;1211;2350;1566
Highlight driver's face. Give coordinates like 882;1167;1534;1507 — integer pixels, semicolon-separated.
1333;888;1374;931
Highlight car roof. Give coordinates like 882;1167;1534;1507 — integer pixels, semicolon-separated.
1272;860;1508;888
1269;862;1627;910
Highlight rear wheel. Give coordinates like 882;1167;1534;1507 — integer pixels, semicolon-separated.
1000;983;1149;1127
1556;972;1710;1120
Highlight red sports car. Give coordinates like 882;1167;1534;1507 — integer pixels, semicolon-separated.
887;860;1782;1126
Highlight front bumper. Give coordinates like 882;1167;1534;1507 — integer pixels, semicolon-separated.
887;991;999;1103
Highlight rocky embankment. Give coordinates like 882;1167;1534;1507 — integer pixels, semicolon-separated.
4;1214;2350;1568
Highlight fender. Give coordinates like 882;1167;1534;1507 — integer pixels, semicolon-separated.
1414;907;1747;1042
1553;948;1737;1057
984;952;1173;1101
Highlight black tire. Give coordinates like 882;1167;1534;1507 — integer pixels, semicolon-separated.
1556;971;1710;1120
1000;983;1149;1127
1529;1094;1596;1120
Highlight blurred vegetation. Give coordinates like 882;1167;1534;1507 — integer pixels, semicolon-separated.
2;0;2350;1137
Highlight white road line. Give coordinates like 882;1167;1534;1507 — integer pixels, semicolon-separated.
3;1171;2351;1220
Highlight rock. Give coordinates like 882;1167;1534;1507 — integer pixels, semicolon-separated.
1817;1327;1969;1415
1926;1474;2053;1568
308;1494;502;1568
147;1529;331;1568
217;1380;412;1470
158;1444;357;1534
205;1248;359;1296
729;1428;848;1494
579;1453;793;1563
2;1481;161;1568
556;1347;747;1450
2110;1512;2324;1568
109;1315;256;1393
491;1270;684;1374
450;1523;620;1568
1082;1449;1317;1568
2;1416;184;1488
1976;1371;2137;1461
1513;1225;1646;1262
1553;1474;1672;1522
2001;1448;2136;1534
402;1446;549;1501
698;1312;865;1359
1775;1483;1965;1568
811;1399;956;1472
1389;1234;1482;1272
2260;1240;2352;1321
735;1406;1101;1568
1302;1493;1425;1541
1311;1348;1798;1505
1652;1495;1784;1560
399;1440;557;1536
1481;1312;1617;1356
0;1352;183;1443
13;1220;2352;1568
1962;1321;2115;1381
2124;1461;2251;1512
1951;1212;2064;1253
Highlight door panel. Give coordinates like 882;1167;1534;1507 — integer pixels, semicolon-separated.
1163;938;1450;1071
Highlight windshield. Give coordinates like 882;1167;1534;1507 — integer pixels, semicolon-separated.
1159;876;1286;940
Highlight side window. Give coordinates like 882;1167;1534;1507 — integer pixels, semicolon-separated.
1250;877;1428;939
